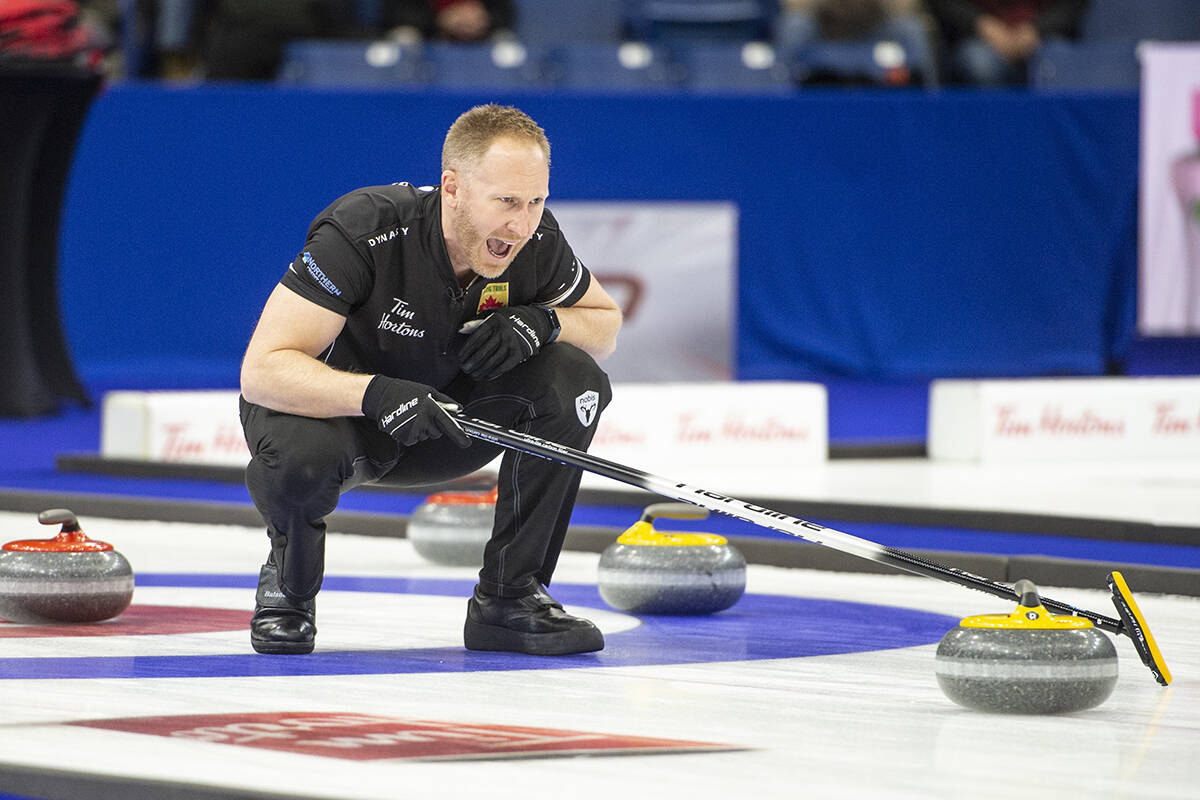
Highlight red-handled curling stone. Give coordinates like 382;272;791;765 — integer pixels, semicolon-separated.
0;509;134;623
407;486;497;567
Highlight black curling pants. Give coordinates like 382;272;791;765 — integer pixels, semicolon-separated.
240;343;612;604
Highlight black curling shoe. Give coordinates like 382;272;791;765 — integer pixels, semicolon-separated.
464;584;604;655
250;562;316;655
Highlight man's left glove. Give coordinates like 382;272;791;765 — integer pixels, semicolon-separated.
459;305;558;380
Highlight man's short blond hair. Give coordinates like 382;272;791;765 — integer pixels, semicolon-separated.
442;104;551;172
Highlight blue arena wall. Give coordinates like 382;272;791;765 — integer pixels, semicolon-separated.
59;85;1139;386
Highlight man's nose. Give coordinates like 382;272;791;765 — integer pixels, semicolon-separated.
506;207;534;239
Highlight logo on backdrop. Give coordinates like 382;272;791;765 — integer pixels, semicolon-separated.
575;390;599;427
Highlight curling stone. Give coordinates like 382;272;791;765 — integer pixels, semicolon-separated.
598;503;746;615
935;580;1118;714
407;486;497;566
0;509;134;624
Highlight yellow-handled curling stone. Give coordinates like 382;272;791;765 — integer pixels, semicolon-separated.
598;503;746;615
935;580;1119;714
0;509;134;624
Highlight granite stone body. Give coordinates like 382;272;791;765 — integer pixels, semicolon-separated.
407;499;496;567
0;549;135;623
935;626;1118;713
598;541;746;615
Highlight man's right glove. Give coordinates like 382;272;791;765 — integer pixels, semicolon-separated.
361;375;471;448
458;305;558;381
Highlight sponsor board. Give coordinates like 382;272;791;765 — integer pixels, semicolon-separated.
584;382;827;491
101;382;828;480
102;391;249;465
929;377;1200;461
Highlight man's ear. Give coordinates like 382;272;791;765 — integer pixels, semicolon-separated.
441;169;460;207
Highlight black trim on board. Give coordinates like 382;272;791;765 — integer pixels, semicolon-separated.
1;488;1196;597
51;454;1200;545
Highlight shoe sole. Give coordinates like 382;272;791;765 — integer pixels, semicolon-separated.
464;618;604;655
251;638;315;655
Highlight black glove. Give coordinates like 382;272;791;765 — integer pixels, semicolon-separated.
361;375;471;448
458;305;558;380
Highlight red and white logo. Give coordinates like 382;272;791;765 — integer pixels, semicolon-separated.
72;712;738;761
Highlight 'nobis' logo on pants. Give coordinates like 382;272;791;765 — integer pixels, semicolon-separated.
575;390;599;427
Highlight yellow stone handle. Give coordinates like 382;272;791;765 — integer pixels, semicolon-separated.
958;580;1093;630
619;504;725;547
639;503;710;524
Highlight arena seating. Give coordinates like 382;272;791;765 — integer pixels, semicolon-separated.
791;40;918;87
513;0;627;47
1080;0;1200;42
423;41;555;90
673;40;792;93
1031;0;1200;91
545;41;684;91
1030;39;1141;91
126;0;1200;91
277;39;428;87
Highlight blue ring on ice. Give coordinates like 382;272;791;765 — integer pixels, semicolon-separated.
0;573;960;680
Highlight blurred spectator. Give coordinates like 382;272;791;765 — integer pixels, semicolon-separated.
0;0;113;71
775;0;938;85
154;0;199;79
380;0;513;44
79;0;119;74
134;0;513;80
202;0;357;80
925;0;1087;86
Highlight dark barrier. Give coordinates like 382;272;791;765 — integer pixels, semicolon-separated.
56;86;1139;387
0;66;100;415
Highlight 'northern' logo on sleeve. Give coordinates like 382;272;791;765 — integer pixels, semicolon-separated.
302;252;341;297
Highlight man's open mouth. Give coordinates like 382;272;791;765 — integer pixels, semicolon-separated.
486;238;514;258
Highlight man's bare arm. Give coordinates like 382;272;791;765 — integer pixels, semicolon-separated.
555;277;622;361
240;285;372;417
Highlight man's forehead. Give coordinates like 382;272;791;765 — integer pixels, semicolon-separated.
463;148;549;194
483;134;545;157
472;137;547;172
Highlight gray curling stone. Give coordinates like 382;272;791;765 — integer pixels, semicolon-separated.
407;487;497;567
598;503;746;615
935;580;1118;714
0;509;134;624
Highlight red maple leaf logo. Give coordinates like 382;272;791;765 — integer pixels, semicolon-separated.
479;296;506;310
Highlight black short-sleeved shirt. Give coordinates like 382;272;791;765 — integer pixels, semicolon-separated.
279;182;592;390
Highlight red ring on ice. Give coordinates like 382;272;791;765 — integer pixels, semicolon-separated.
0;605;250;637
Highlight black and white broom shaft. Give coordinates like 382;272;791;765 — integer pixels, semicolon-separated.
456;414;1125;635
